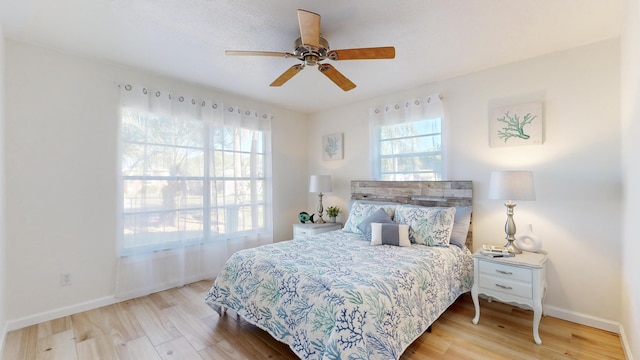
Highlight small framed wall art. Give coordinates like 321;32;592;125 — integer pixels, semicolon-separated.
322;133;343;160
489;102;543;147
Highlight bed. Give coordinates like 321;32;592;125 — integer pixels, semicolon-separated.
205;180;473;359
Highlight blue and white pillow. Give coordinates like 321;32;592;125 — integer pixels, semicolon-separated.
394;205;456;246
343;201;397;234
399;205;472;248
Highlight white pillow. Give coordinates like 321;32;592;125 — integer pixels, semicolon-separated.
370;223;411;247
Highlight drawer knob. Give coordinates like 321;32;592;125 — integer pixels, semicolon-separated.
496;269;512;275
495;284;513;290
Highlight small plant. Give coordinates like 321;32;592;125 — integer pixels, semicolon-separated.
326;206;341;218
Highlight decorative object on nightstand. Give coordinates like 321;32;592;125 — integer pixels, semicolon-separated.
480;244;514;257
326;206;341;223
309;175;332;224
293;222;342;240
488;171;536;254
298;211;315;224
471;251;548;345
515;223;542;252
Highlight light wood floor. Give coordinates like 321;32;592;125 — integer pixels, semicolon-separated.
3;280;626;360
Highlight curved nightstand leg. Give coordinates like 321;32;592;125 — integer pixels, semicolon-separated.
532;298;543;345
471;284;480;325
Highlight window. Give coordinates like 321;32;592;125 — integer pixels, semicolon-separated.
370;95;444;181
378;118;442;180
121;108;269;255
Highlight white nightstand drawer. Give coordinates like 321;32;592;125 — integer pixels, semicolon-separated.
293;223;342;240
479;261;532;283
479;275;533;299
294;227;323;238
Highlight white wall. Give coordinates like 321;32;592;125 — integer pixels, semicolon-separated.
3;40;308;326
0;18;8;351
621;0;639;358
1;33;631;355
308;40;622;330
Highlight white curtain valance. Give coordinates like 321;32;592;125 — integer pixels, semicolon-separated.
120;84;273;125
369;94;443;126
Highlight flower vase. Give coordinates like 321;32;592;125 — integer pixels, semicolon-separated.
328;217;336;223
515;224;542;252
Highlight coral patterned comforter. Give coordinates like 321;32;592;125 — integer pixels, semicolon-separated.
204;230;473;359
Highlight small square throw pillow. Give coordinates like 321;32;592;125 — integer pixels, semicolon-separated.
370;223;411;247
356;208;395;242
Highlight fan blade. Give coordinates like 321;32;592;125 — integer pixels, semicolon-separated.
318;64;356;91
226;50;295;58
298;9;321;48
327;47;395;61
270;65;304;87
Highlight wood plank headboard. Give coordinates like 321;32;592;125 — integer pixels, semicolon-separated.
351;180;473;250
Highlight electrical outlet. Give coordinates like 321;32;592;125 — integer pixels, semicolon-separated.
60;272;72;286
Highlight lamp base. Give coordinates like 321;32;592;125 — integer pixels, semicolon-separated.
316;192;326;224
502;201;522;254
504;240;522;254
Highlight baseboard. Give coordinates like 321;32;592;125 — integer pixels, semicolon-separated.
0;322;8;359
115;274;214;302
544;304;619;333
6;275;215;333
619;325;634;360
6;295;118;332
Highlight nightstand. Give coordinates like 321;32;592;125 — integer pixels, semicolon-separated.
292;222;342;240
471;251;548;345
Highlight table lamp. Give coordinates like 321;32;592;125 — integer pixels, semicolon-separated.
309;175;332;224
488;171;536;254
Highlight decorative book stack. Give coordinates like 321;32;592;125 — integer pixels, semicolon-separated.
480;245;515;258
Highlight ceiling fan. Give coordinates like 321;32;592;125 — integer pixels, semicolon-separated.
225;9;396;91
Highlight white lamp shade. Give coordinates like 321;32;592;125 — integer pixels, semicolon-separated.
309;175;332;193
488;171;535;201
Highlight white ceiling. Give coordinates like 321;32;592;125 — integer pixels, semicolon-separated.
0;0;627;114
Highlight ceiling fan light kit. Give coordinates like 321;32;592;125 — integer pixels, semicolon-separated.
225;9;395;91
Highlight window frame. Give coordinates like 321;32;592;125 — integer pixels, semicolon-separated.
120;109;269;256
373;117;443;181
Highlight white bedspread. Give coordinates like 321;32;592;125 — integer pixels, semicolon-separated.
205;230;473;359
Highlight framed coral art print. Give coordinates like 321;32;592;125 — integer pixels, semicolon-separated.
322;133;343;160
489;102;543;147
